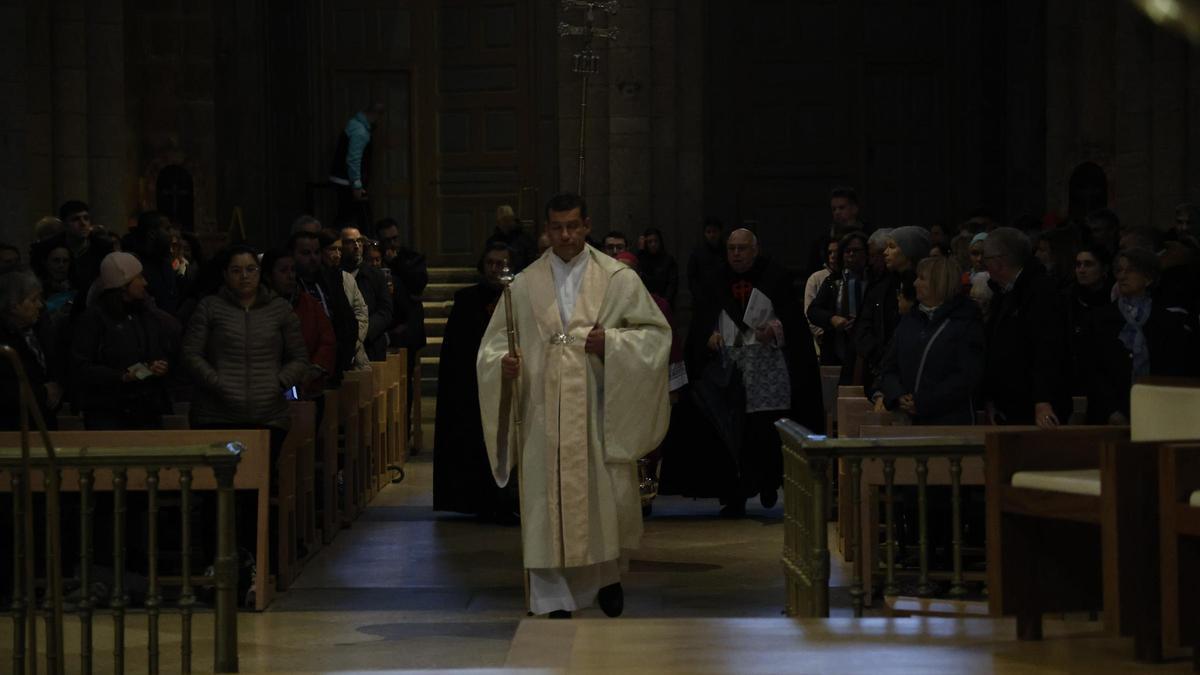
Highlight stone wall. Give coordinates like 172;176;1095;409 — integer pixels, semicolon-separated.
1045;0;1200;228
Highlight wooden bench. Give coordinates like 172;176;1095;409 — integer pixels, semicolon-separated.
387;351;408;474
0;429;278;611
984;427;1162;660
338;371;367;522
317;387;341;543
282;401;318;588
1159;443;1200;667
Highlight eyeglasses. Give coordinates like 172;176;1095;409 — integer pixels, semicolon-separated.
229;266;260;277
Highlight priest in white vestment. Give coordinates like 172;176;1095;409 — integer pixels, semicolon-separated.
477;192;671;617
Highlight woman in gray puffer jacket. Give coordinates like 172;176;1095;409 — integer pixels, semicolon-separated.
182;245;310;456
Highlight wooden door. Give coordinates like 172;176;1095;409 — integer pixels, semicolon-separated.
429;0;537;266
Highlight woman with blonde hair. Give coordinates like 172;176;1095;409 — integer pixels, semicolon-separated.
874;255;985;425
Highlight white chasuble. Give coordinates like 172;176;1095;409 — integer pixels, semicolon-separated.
477;245;672;573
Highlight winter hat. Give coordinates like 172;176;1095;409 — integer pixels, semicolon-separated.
970;232;989;247
887;226;931;263
99;252;143;290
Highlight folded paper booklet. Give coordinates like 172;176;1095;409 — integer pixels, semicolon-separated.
127;362;154;381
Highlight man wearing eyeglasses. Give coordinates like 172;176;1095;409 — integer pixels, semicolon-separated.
340;225;393;361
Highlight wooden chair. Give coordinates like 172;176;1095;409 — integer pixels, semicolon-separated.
0;429;277;610
1159;443;1200;668
984;427;1163;661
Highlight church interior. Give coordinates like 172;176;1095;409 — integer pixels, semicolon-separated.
3;0;1200;672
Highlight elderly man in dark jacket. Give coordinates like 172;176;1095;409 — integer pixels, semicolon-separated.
982;227;1072;427
340;226;393;361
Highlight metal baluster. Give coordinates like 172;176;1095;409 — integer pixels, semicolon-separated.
214;464;239;673
11;469;26;675
915;458;934;596
848;458;864;617
147;468;161;674
44;466;65;675
79;468;95;675
882;459;898;597
948;457;966;598
180;468;194;674
112;468;127;674
809;457;830;618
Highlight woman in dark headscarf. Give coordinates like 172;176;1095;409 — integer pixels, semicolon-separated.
637;227;679;309
1085;247;1199;424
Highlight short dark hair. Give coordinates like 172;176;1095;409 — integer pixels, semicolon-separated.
1075;242;1112;270
375;218;400;237
837;231;868;267
260;248;292;287
58;200;89;222
703;217;723;232
604;230;627;243
1116;246;1161;285
477;241;513;274
830;186;858;204
1087;207;1121;232
220;244;260;272
317;230;340;251
288;230;320;253
544;192;587;221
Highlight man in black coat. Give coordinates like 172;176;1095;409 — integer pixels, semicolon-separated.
341;226;393;361
982;227;1072;427
483;205;537;272
290;231;357;383
683;228;824;515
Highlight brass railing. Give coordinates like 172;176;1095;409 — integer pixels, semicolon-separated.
0;344;243;674
775;419;985;618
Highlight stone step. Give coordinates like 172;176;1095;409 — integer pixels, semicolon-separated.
425;282;472;302
428;266;477;283
425;317;448;338
424;300;453;319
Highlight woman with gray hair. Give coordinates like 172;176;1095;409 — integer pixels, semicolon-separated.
1085;247;1199;424
0;269;62;429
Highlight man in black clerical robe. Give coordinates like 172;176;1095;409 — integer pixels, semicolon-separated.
678;228;824;516
432;243;518;518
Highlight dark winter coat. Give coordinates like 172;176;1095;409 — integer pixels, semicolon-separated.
348;263;393;361
982;263;1072;424
1064;282;1111;395
298;267;357;383
182;285;310;430
877;295;985;425
807;270;867;375
0;318;58;431
852;270;900;392
387;247;428;353
638;251;679;309
71;299;173;423
1085;299;1200;423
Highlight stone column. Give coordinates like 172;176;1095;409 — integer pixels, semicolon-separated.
606;1;652;234
85;0;125;232
0;0;30;252
51;0;91;206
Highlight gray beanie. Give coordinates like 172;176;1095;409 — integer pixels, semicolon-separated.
887;226;931;263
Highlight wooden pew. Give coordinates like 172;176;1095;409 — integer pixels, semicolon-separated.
338;373;364;522
386;351;408;476
834;388;885;559
984;427;1162;660
819;365;841;436
286;400;319;576
0;429;277;611
1159;443;1200;666
317;387;341;543
370;363;388;490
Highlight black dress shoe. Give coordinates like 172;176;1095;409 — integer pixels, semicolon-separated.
719;501;746;518
547;610;572;619
598;582;624;617
760;488;778;509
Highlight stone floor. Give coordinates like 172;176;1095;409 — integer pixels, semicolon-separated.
5;455;1191;673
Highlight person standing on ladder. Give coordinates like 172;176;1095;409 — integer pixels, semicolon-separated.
329;102;385;229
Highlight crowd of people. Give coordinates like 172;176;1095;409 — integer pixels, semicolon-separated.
0;202;428;462
3;187;1198;522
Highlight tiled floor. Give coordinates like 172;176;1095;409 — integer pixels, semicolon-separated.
5;455;1190;673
